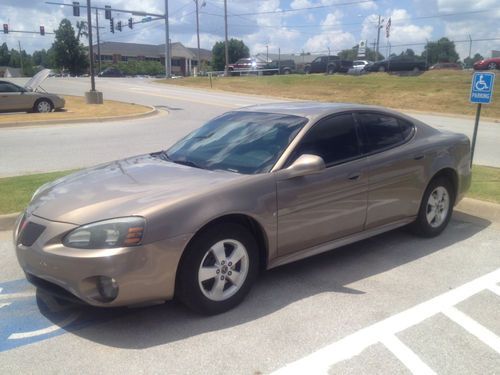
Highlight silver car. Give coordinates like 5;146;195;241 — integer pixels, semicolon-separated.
14;102;471;314
0;69;65;113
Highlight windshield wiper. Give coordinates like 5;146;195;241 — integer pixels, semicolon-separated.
171;159;205;170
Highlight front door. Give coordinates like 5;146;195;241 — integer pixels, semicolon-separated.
276;113;368;256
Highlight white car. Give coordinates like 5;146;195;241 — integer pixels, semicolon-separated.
349;60;373;74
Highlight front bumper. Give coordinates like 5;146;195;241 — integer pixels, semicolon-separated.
14;213;190;307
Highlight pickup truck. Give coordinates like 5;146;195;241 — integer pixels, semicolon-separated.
304;55;353;74
262;59;296;75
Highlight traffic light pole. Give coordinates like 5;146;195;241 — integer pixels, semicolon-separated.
95;8;101;74
164;0;171;78
84;0;103;104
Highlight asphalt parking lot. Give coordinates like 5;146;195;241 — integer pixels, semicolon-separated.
1;210;499;374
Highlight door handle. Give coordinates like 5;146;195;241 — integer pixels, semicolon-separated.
348;173;361;180
413;154;425;160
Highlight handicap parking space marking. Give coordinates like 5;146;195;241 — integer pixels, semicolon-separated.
0;279;128;352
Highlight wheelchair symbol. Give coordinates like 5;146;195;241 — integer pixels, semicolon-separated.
475;75;490;91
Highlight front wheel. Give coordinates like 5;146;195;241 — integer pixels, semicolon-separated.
378;65;386;72
488;62;497;70
304;66;311;74
176;223;259;315
34;99;53;113
411;177;454;237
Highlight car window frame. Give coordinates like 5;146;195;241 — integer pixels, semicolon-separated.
352;110;416;157
283;112;365;169
0;82;23;93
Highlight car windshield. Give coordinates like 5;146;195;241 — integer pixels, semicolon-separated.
165;111;307;174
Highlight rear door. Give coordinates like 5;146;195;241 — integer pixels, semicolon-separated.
0;82;31;111
277;113;368;255
355;112;424;229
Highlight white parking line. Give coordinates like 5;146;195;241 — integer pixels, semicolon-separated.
8;312;80;340
0;291;36;301
442;307;500;354
0;302;11;309
488;284;500;296
380;335;436;375
271;268;500;375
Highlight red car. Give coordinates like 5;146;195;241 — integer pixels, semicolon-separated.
473;57;500;70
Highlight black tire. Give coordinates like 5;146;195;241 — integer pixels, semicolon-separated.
283;68;291;75
327;65;336;75
33;98;53;113
488;62;497;70
411;177;454;237
176;223;259;315
378;65;386;72
304;66;311;74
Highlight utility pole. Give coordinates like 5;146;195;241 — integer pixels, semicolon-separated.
195;0;201;76
375;15;383;61
468;34;472;59
95;8;101;74
84;0;102;104
164;0;171;78
18;41;24;74
224;0;229;76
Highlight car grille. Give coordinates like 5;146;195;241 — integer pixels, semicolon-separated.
18;221;46;247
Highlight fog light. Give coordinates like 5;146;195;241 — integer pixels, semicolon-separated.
97;276;119;302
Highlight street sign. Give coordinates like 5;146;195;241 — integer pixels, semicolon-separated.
470;72;495;104
358;40;366;58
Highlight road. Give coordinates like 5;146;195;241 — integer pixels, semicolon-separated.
0;78;499;374
0;77;499;177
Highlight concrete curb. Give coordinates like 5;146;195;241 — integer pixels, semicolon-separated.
1;197;498;232
0;106;159;129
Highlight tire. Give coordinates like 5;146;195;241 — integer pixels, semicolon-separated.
176;223;259;315
304;66;311;74
283;68;291;75
34;99;53;113
411;177;454;237
378;65;386;72
327;65;336;75
412;66;421;72
488;62;497;70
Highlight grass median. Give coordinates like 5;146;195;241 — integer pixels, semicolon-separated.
0;96;152;125
0;165;498;215
158;70;500;119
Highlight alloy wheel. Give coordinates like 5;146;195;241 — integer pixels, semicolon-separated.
426;186;450;228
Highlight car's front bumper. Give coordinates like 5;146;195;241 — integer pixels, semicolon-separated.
14;213;190;307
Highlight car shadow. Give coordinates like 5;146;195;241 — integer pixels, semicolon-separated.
36;211;491;349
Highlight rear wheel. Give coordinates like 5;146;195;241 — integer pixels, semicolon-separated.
412;177;454;237
378;65;386;72
304;66;311;74
176;223;259;315
327;65;336;75
488;62;497;70
34;99;53;113
283;68;291;75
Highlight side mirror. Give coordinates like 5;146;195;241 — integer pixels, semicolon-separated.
281;154;325;179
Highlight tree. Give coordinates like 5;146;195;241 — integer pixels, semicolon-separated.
463;53;484;68
400;48;415;57
52;19;88;75
422;38;459;65
211;39;250;71
76;21;88;41
0;43;10;66
338;45;384;61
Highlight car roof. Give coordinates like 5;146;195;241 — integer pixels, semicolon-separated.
236;101;404;121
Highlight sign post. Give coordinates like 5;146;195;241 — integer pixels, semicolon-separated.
469;72;495;166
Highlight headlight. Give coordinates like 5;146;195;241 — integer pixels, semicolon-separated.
63;217;145;249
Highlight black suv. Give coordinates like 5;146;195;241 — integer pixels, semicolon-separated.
367;56;428;72
304;56;353;74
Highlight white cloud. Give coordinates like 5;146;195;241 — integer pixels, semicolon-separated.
304;11;356;53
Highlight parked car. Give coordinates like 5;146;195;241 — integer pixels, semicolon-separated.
473;57;500;70
227;58;266;75
98;67;125;77
304;56;353;74
350;60;374;73
15;102;471;315
0;69;65;113
367;56;427;72
262;59;296;75
429;62;462;70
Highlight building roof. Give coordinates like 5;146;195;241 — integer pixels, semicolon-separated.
187;47;212;61
93;41;200;60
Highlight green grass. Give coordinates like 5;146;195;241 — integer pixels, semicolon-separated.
468;165;500;204
0;171;73;215
159;70;500;119
0;165;498;215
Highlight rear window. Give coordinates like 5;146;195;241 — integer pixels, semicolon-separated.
356;113;413;153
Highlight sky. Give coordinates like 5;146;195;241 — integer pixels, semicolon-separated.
1;0;499;60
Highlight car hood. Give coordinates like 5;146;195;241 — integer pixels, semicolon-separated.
24;69;51;91
29;154;246;225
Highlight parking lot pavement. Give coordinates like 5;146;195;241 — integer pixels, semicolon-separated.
0;211;499;374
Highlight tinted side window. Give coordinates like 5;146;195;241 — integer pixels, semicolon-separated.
357;113;405;152
291;114;360;166
399;119;414;140
0;83;19;92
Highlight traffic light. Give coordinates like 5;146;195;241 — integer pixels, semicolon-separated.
3;24;8;34
40;26;45;36
128;18;133;29
72;2;80;17
117;21;122;32
105;5;111;20
109;18;114;33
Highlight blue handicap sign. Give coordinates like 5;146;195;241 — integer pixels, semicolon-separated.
470;72;495;104
0;278;127;352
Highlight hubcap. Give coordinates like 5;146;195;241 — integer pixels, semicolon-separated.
37;101;51;112
426;186;450;228
198;239;249;302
